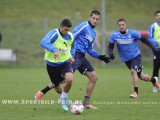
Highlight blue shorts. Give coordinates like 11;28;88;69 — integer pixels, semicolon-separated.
47;62;73;87
72;52;94;75
125;54;142;77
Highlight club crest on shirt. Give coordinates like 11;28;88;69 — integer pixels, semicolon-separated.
86;35;93;42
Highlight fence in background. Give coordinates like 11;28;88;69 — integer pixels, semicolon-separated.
0;17;154;67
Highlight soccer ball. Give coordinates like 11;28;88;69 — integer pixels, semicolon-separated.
70;101;84;115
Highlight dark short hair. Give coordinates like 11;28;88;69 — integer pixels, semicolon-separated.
60;19;72;27
117;18;127;24
90;10;100;17
155;10;160;16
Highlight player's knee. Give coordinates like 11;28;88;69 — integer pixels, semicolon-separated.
55;88;62;94
130;69;142;79
65;77;73;85
139;76;144;80
89;74;98;83
130;69;137;76
139;74;149;81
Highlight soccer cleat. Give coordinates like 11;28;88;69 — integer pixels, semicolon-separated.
34;91;44;103
61;103;69;111
130;92;138;98
58;96;71;107
153;86;158;92
84;104;98;109
59;99;69;111
154;77;160;91
65;96;72;107
61;105;68;111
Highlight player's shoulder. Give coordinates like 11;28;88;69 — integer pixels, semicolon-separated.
148;23;157;31
150;22;160;28
112;30;119;35
46;29;59;39
75;21;88;27
127;29;139;34
48;29;58;34
73;21;88;31
151;22;155;26
127;29;141;38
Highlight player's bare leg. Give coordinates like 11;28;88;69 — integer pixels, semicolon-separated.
55;84;62;94
130;69;160;98
130;69;139;98
59;72;73;111
85;71;97;97
140;72;160;92
34;83;62;102
83;71;98;109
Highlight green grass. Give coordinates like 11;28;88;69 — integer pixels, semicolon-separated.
0;67;159;120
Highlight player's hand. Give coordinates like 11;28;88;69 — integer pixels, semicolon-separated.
69;58;75;64
53;52;60;61
98;55;110;64
109;53;115;60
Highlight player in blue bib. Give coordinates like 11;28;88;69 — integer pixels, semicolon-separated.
108;18;160;98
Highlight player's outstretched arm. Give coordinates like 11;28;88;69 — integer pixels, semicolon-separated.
108;43;115;60
140;36;160;55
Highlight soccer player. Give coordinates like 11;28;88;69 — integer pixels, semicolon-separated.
148;10;160;92
35;19;75;111
35;10;110;109
71;10;110;109
108;18;160;98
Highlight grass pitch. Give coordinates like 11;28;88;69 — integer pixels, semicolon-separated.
0;67;159;120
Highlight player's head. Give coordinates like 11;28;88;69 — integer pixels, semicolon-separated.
117;18;127;32
89;10;100;27
155;10;160;22
59;19;72;35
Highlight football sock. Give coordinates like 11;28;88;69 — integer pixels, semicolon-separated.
60;91;67;99
83;96;90;106
41;86;50;94
134;87;138;94
151;77;156;86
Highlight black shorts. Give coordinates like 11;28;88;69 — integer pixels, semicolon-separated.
47;62;73;87
125;54;142;77
125;54;142;70
72;52;94;75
